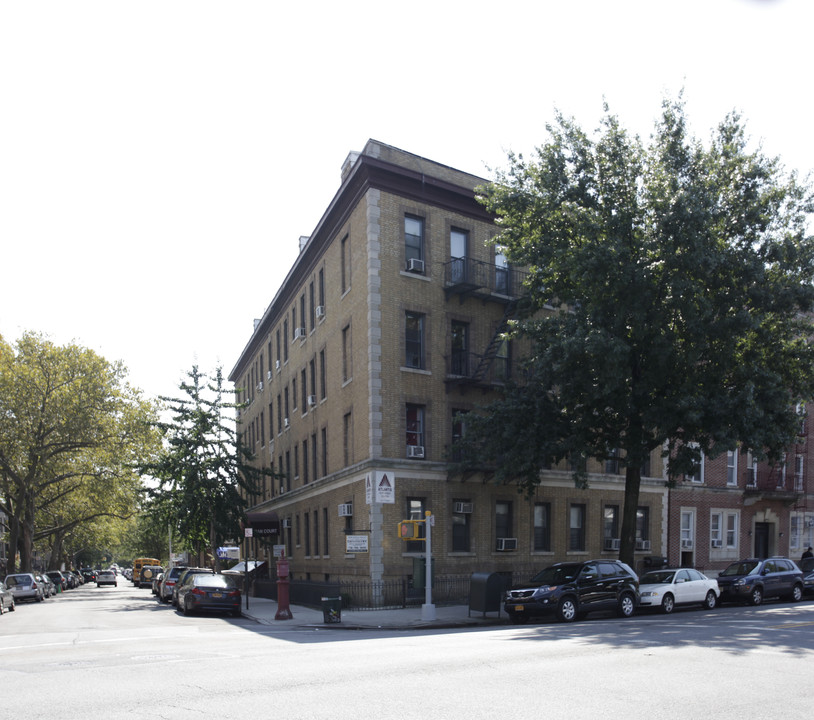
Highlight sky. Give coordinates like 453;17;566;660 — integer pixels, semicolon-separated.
2;0;812;403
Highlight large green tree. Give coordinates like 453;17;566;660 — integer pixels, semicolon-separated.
0;332;161;572
142;365;274;571
459;98;814;565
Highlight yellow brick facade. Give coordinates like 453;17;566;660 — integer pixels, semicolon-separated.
230;140;667;584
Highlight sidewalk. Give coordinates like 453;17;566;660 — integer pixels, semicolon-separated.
239;596;507;630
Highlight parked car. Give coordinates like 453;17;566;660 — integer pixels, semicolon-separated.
96;570;117;587
638;567;719;613
3;573;45;603
176;572;242;617
138;565;163;589
504;560;639;623
151;573;163;596
46;571;68;592
36;573;56;598
716;557;803;606
0;581;16;614
800;556;814;596
171;568;214;606
158;566;187;603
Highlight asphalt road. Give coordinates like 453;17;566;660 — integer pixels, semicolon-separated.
2;579;813;720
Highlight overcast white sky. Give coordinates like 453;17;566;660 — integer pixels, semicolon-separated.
2;0;812;402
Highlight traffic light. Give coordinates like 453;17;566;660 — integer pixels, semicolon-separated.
398;520;421;539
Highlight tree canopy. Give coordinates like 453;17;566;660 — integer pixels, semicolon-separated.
0;332;161;572
142;365;274;571
458;97;814;565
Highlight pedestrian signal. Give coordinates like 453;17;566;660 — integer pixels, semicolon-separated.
398;520;420;539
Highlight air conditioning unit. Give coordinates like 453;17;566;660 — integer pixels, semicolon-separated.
407;258;424;273
681;539;694;550
267;370;273;381
604;538;621;551
307;395;317;408
338;503;353;517
453;502;473;514
275;360;281;371
635;539;651;551
315;305;325;319
284;418;290;429
711;539;722;548
282;518;291;529
407;445;425;459
257;381;263;392
496;537;518;551
294;327;306;340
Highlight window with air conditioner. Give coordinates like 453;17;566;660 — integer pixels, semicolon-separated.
407;445;425;459
338;503;353;517
453;502;473;514
407;258;425;273
315;305;325;319
404;215;424;273
307;395;317;408
496;537;518;551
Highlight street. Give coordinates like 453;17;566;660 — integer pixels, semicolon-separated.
2;579;813;719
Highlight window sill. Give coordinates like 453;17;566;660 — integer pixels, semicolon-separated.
400;270;431;282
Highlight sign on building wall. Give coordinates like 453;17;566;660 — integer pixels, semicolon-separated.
346;535;369;553
366;471;396;504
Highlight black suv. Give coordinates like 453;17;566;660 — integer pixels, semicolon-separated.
504;560;640;623
716;557;803;606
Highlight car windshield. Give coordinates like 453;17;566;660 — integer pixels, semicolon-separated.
529;564;581;586
640;571;675;585
720;561;760;577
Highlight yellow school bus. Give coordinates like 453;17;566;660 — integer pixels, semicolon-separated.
132;557;161;586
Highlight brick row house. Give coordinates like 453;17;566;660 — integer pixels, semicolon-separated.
229;140;813;589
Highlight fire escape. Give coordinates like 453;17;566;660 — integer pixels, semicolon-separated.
443;256;527;389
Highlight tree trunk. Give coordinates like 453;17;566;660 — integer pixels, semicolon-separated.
619;464;642;568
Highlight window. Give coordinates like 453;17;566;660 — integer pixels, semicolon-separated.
450;321;469;376
343;411;353;466
686;443;704;483
321;427;328;478
283;319;289;362
406;404;425;452
292;377;297;411
309;358;316;403
309;281;315;331
311;433;317;481
323;507;329;556
314;510;319;556
405;215;424;269
319;349;327;399
450;409;468;463
495;501;513;549
450;228;468;283
605;448;622;475
636;506;650;542
341;235;350;293
494;245;509;295
304;513;310;556
726;449;738;486
603;505;619;550
405;311;425;369
711;512;722;547
533;502;551;552
493;338;510;381
680;510;694;549
452;499;471;552
276;394;282;435
746;451;757;487
795;455;805;491
299;294;306;335
259;411;265;448
406;497;426;552
726;512;738;548
268;402;273;440
318;268;325;310
342;324;352;381
302;439;309;484
569;504;586;551
301;368;307;410
276;328;281;369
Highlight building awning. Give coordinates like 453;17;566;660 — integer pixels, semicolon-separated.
223;561;266;575
243;510;280;535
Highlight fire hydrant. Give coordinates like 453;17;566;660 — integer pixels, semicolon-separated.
275;553;293;620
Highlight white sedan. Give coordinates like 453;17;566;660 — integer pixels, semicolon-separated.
638;568;719;613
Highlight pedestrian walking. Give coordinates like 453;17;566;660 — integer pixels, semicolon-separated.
802;546;813;560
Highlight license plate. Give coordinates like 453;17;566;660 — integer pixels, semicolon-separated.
211;592;223;598
514;605;524;612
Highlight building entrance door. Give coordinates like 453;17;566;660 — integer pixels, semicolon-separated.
754;522;771;558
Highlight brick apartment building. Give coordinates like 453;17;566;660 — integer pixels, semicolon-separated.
229;139;672;587
668;430;814;574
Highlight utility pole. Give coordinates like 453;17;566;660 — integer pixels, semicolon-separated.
421;511;436;622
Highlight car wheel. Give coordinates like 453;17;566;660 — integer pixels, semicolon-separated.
9;599;14;612
36;593;43;603
660;594;675;614
749;586;763;606
703;590;717;610
557;597;577;622
183;598;193;616
790;584;803;603
617;592;635;618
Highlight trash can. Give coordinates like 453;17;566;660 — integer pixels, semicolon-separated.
321;596;342;623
